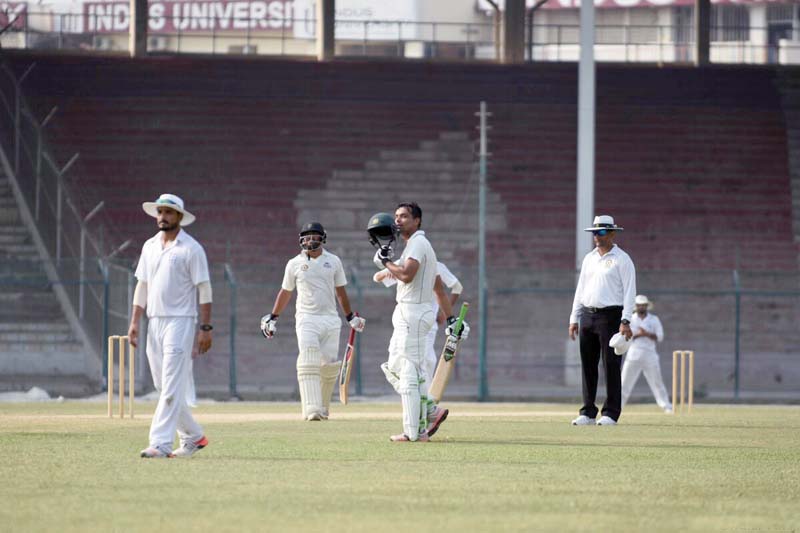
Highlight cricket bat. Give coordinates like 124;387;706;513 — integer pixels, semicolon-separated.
338;323;358;404
429;302;469;403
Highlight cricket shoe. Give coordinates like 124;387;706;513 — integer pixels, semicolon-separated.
389;431;430;443
596;416;618;426
140;447;174;459
571;415;596;426
426;406;449;438
307;412;323;421
172;436;209;458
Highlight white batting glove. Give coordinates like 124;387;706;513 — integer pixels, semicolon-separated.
372;245;393;269
346;312;366;332
260;313;278;339
445;317;470;340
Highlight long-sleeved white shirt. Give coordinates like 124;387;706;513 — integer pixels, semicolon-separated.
626;312;664;360
569;244;636;324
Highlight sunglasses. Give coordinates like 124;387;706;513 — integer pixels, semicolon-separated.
592;229;610;236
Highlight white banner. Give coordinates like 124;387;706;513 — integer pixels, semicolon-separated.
84;0;293;33
292;0;419;40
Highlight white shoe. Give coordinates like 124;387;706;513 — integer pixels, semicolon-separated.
571;415;596;426
596;416;617;426
140;446;174;459
172;436;208;458
307;412;323;421
663;407;674;414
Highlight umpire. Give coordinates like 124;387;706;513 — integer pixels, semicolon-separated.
568;215;636;426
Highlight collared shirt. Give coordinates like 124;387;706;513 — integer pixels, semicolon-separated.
569;244;636;324
627;312;664;360
396;230;437;304
282;249;347;318
379;261;460;314
135;229;210;318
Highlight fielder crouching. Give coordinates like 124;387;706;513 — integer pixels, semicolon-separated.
368;204;469;442
260;222;365;421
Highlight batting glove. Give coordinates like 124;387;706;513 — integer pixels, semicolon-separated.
373;245;393;269
260;313;278;339
445;316;470;340
346;312;366;332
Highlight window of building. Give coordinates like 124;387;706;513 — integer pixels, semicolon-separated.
672;5;750;43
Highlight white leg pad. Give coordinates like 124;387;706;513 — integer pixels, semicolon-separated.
381;362;402;394
399;358;422;439
297;347;323;419
320;361;341;414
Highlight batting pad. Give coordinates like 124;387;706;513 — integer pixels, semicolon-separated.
297;347;323;419
399;359;422;439
380;361;402;394
320;361;341;411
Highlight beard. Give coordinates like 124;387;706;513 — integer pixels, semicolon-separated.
159;221;179;232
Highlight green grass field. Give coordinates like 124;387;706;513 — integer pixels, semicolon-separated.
1;401;799;532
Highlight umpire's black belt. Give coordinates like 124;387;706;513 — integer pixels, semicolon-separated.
582;305;623;314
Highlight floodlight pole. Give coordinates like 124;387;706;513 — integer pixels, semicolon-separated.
576;0;596;271
477;101;490;402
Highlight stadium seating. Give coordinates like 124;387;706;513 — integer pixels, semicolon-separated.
3;52;800;399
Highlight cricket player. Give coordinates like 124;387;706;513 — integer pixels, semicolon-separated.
374;260;462;435
260;222;365;421
128;193;212;459
369;204;469;442
621;295;673;413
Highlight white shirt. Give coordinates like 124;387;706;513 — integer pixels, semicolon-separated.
627;312;664;360
135;230;210;318
378;261;461;315
396;231;438;305
282;249;347;319
569;244;636;324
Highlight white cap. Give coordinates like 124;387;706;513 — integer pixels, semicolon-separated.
584;215;624;232
142;193;196;226
609;332;631;356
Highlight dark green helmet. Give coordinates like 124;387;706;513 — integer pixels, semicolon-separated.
367;212;397;247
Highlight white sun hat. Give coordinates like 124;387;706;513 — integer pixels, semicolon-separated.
609;332;632;356
635;294;653;309
142;193;195;226
584;215;624;232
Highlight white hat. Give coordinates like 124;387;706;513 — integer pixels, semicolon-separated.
142;193;195;226
609;332;631;356
584;215;624;232
635;294;653;309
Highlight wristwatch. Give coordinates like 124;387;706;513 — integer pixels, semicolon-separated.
621;319;630;326
199;324;213;332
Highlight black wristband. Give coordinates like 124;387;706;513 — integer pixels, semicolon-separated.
346;312;354;321
380;256;390;265
200;324;213;331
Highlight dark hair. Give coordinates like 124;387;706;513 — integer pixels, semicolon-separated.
396;202;422;228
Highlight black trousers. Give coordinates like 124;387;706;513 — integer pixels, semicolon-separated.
578;306;623;421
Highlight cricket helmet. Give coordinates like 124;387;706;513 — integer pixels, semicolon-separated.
299;221;326;251
366;212;397;248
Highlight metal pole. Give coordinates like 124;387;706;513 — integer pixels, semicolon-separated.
576;0;596;272
56;178;62;266
102;261;109;381
224;264;239;399
79;228;86;317
478;101;489;402
733;269;741;400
